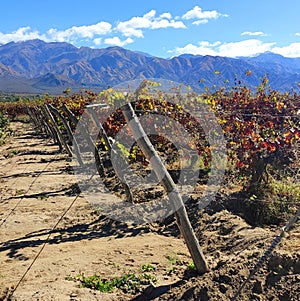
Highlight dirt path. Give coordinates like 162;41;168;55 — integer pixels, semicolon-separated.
0;122;299;301
0;122;192;300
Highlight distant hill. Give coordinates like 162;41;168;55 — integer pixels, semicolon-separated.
0;39;300;94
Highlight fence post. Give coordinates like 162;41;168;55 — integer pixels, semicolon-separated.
85;104;134;203
121;102;208;274
48;104;83;166
40;106;63;151
44;105;72;157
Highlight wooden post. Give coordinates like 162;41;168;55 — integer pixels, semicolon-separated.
40;106;63;150
85;104;112;151
60;104;105;177
28;106;50;137
26;107;41;131
48;104;74;144
86;104;134;204
48;104;84;166
61;104;79;126
121;102;208;274
44;105;73;157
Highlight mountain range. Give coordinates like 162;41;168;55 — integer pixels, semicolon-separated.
0;39;300;94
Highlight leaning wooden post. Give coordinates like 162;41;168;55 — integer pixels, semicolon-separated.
48;104;84;166
61;104;79;127
85;104;112;151
48;104;74;145
44;105;73;157
121;102;208;274
40;106;63;150
26;107;41;131
86;104;134;204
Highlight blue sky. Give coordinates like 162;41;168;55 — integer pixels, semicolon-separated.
1;0;300;58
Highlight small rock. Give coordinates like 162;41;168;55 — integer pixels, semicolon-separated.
250;293;262;300
252;280;263;294
217;274;232;284
219;283;228;294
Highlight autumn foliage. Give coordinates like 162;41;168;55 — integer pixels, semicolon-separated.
209;76;300;189
1;76;299;192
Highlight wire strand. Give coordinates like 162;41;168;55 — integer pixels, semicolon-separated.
0;156;59;229
231;206;300;301
0;131;55;229
6;193;80;300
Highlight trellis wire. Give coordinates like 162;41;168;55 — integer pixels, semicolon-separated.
231;206;300;301
0;156;58;229
133;109;300;119
1;98;299;298
0;108;66;229
1;112;80;299
0;135;55;228
5;193;81;300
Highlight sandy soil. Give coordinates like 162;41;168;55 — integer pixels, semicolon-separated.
0;121;299;301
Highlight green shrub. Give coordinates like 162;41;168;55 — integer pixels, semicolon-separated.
0;112;10;144
76;266;157;295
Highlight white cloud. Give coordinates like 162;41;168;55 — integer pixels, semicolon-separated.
169;39;276;58
0;7;225;49
93;38;102;46
46;28;69;42
192;20;209;25
151;19;186;29
219;40;275;57
0;22;112;45
241;31;267;36
104;37;134;47
116;10;155;38
1;7;298;59
144;10;157;19
0;26;46;44
272;43;300;57
72;22;112;37
115;10;186;38
47;22;112;42
159;12;172;19
170;39;300;58
182;6;228;24
0;9;185;47
170;42;218;56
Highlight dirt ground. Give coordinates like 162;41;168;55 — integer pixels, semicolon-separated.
0;121;299;301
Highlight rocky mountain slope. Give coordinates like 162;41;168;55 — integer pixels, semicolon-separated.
0;39;300;94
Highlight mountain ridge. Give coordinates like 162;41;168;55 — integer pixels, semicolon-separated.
0;39;300;94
